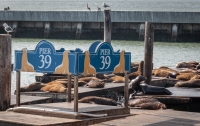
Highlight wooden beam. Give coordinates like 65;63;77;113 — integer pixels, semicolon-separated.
67;75;71;102
16;71;21;106
74;76;78;112
0;34;11;111
144;21;154;85
124;72;129;108
104;9;111;43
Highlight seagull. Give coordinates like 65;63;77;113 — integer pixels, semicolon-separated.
3;23;13;34
97;5;101;11
87;3;91;11
103;2;110;8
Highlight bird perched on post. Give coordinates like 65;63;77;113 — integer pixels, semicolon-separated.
103;2;110;8
4;7;10;10
87;3;91;11
3;23;13;34
97;5;101;11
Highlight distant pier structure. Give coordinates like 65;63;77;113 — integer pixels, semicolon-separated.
1;0;200;42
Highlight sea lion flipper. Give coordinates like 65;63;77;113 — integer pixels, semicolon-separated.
89;101;95;104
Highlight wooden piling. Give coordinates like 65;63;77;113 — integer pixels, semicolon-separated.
104;9;111;43
0;34;11;111
74;76;78;112
124;72;129;108
144;22;154;85
67;75;71;102
16;71;21;106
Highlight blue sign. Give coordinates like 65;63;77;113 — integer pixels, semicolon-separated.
77;42;131;74
14;40;77;74
14;40;131;75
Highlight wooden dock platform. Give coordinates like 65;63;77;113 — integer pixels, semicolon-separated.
0;102;130;126
92;109;200;126
10;95;52;107
18;77;199;105
1;107;200;126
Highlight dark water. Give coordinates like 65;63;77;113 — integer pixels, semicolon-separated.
11;38;200;94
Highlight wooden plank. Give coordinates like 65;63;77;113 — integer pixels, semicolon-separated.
16;71;21;106
0;34;11;111
67;75;72;102
10;95;52;107
93;109;200;126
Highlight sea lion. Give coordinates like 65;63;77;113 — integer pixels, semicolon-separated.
152;66;180;78
175;79;200;87
176;62;196;68
78;76;94;82
140;83;172;95
188;61;199;66
78;96;117;106
196;63;200;70
84;77;105;88
122;98;166;110
18;82;45;92
128;61;144;80
176;72;200;81
40;81;67;93
106;75;128;83
128;76;146;94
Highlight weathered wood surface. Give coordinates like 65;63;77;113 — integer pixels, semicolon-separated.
0;112;83;126
0;34;11;111
135;87;200;98
93;109;200;126
16;71;21;106
144;21;154;85
1;108;200;126
10;95;52;107
20;82;125;100
104;9;111;43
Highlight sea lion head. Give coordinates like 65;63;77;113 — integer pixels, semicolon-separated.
129;76;147;94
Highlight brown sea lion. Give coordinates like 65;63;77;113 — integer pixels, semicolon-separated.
176;72;200;81
188;61;199;66
128;76;146;94
40;81;67;93
106;75;127;83
152;66;180;78
175;79;200;87
196;63;200;70
78;76;94;82
19;82;45;92
176;62;196;68
140;83;172;95
123;98;166;110
84;77;105;88
128;61;144;80
78;96;117;106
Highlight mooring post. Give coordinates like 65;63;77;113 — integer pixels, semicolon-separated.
74;76;78;112
67;75;71;102
124;72;129;108
104;9;111;43
144;21;154;85
16;71;21;106
0;34;11;111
